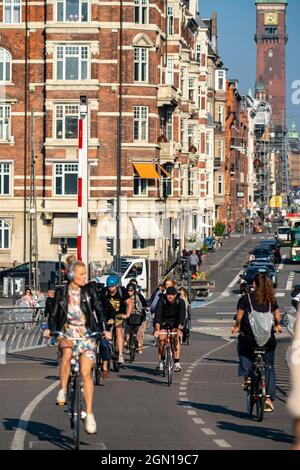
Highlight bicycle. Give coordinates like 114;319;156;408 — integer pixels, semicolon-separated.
128;326;139;363
52;331;100;450
109;326;120;372
246;348;272;422
92;339;103;386
183;311;191;346
159;329;178;387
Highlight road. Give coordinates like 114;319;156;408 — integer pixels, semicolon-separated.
0;233;296;450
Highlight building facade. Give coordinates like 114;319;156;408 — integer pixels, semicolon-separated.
0;1;227;272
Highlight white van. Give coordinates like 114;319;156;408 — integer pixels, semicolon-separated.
276;226;290;245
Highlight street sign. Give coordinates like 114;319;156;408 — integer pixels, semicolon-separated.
237;192;244;197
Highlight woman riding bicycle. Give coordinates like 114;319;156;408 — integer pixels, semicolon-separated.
232;272;282;412
44;261;110;434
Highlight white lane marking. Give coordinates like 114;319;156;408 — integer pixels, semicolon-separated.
179;397;188;402
179;392;187;396
221;273;241;297
187;411;197;416
276;293;285;298
11;381;59;450
180;387;187;391
286;272;295;291
201;428;216;436
192;418;205;425
214;439;232;448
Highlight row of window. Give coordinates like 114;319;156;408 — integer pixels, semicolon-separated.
1;0;165;25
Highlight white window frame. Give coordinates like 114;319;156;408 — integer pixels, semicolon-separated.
134;0;149;25
188;124;196;149
56;0;89;22
218;175;223;195
55;104;79;140
268;49;273;58
218;105;224;126
188;77;196;103
167;5;174;36
0;162;12;196
134;47;148;83
54;162;78;196
0;219;10;249
56;45;89;81
133;174;148;196
133;106;148;141
217;140;224;160
0;105;11;142
3;0;21;24
216;70;226;91
0;48;12;83
166;57;173;86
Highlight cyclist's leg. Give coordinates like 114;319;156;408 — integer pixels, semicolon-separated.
80;352;96;415
158;331;167;360
172;329;180;360
137;320;146;349
100;338;110;371
115;316;124;359
265;350;276;401
58;338;73;392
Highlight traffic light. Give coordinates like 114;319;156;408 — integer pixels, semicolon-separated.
61;243;68;255
173;239;180;251
106;237;114;255
107;199;114;215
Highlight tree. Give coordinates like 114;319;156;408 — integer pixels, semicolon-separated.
213;222;226;237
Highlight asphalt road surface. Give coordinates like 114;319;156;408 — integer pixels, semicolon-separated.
0;233;296;450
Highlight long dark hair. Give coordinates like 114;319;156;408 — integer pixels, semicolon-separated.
253;273;275;305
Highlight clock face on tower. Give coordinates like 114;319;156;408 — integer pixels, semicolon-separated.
264;12;278;25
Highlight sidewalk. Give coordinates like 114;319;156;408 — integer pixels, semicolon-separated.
200;234;250;278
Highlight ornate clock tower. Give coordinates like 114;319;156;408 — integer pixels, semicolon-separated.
255;0;288;127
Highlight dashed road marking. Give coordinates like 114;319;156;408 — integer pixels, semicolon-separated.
192;418;205;425
201;428;216;436
214;439;232;448
187;411;197;416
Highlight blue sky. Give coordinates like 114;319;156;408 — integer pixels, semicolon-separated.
199;0;300;132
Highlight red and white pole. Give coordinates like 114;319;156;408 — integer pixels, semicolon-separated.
77;96;89;267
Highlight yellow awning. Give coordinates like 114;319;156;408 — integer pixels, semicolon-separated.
157;164;172;178
133;163;160;179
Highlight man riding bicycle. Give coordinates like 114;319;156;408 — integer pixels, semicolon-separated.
44;261;110;434
154;286;186;372
100;274;133;364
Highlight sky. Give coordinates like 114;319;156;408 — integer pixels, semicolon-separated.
199;0;300;133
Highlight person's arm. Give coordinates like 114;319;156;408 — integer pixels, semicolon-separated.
273;308;282;334
232;308;245;334
178;299;186;329
123;296;134;319
154;299;163;334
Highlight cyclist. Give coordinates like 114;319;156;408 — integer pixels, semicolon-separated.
154;286;185;372
125;282;148;353
44;261;109;434
100;274;133;364
232;272;282;412
178;286;191;344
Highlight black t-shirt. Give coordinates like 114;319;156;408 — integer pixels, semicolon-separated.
101;286;130;319
236;292;279;353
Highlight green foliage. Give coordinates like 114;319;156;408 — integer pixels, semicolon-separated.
213;222;226;237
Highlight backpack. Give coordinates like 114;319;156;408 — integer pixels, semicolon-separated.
247;294;274;347
128;295;144;326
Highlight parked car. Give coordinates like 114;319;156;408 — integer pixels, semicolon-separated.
0;261;66;291
203;236;216;252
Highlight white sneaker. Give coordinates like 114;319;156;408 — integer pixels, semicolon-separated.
56;389;66;406
156;360;164;372
118;354;125;364
85;413;97;434
174;362;182;372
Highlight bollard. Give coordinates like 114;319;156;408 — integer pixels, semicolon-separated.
0;340;6;364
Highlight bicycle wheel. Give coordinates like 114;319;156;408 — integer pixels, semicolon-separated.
111;337;120;372
186;317;191;346
251;371;265;422
129;333;135;363
166;345;173;387
72;375;81;450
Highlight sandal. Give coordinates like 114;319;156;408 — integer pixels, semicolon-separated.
137;346;143;354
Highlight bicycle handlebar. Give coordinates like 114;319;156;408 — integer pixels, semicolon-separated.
52;331;102;341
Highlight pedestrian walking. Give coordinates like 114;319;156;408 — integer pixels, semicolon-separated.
189;250;199;275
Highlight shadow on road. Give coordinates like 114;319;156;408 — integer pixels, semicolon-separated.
3;418;83;450
7;352;57;367
178;401;248;420
217;420;293;445
119;374;164;386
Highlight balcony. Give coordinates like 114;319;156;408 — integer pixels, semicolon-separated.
157;85;178;107
159;141;176;163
